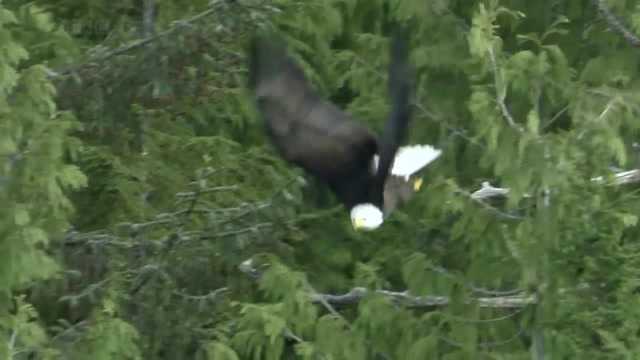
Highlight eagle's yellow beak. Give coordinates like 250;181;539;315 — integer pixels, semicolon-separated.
413;177;423;191
352;217;365;230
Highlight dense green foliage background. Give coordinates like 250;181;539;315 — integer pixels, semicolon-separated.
3;0;640;358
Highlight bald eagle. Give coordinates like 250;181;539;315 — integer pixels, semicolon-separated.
248;31;441;230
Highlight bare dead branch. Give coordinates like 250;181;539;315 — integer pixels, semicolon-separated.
592;0;640;48
488;47;524;133
310;287;536;309
237;259;536;309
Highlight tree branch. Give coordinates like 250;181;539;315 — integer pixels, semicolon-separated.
470;168;640;201
238;259;536;309
49;0;234;78
172;287;228;302
310;287;536;309
592;0;640;48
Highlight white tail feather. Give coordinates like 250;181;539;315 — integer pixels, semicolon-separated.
371;144;441;180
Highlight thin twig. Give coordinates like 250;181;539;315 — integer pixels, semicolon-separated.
541;105;568;131
8;329;17;359
487;47;523;132
172;287;228;301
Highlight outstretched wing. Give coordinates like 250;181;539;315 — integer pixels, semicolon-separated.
370;29;414;206
382;175;418;215
248;33;377;197
372;143;442;213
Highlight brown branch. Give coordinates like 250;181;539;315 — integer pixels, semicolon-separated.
592;0;640;47
238;259;535;309
310;287;535;309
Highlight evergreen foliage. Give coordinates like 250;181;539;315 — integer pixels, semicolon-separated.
3;0;640;358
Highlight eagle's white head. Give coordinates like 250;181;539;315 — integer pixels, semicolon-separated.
350;203;384;231
351;144;441;231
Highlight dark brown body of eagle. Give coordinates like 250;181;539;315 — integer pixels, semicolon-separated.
247;30;427;228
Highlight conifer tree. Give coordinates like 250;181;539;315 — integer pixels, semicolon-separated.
5;0;640;358
0;3;86;358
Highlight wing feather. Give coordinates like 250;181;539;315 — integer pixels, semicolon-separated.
370;28;414;206
248;34;377;182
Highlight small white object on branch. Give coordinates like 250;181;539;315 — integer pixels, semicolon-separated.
470;181;510;200
470;169;640;201
590;169;640;185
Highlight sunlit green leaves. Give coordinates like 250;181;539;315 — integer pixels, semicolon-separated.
201;342;240;360
0;5;89;358
315;315;366;359
73;303;142;360
468;2;501;60
233;304;287;359
0;296;56;359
